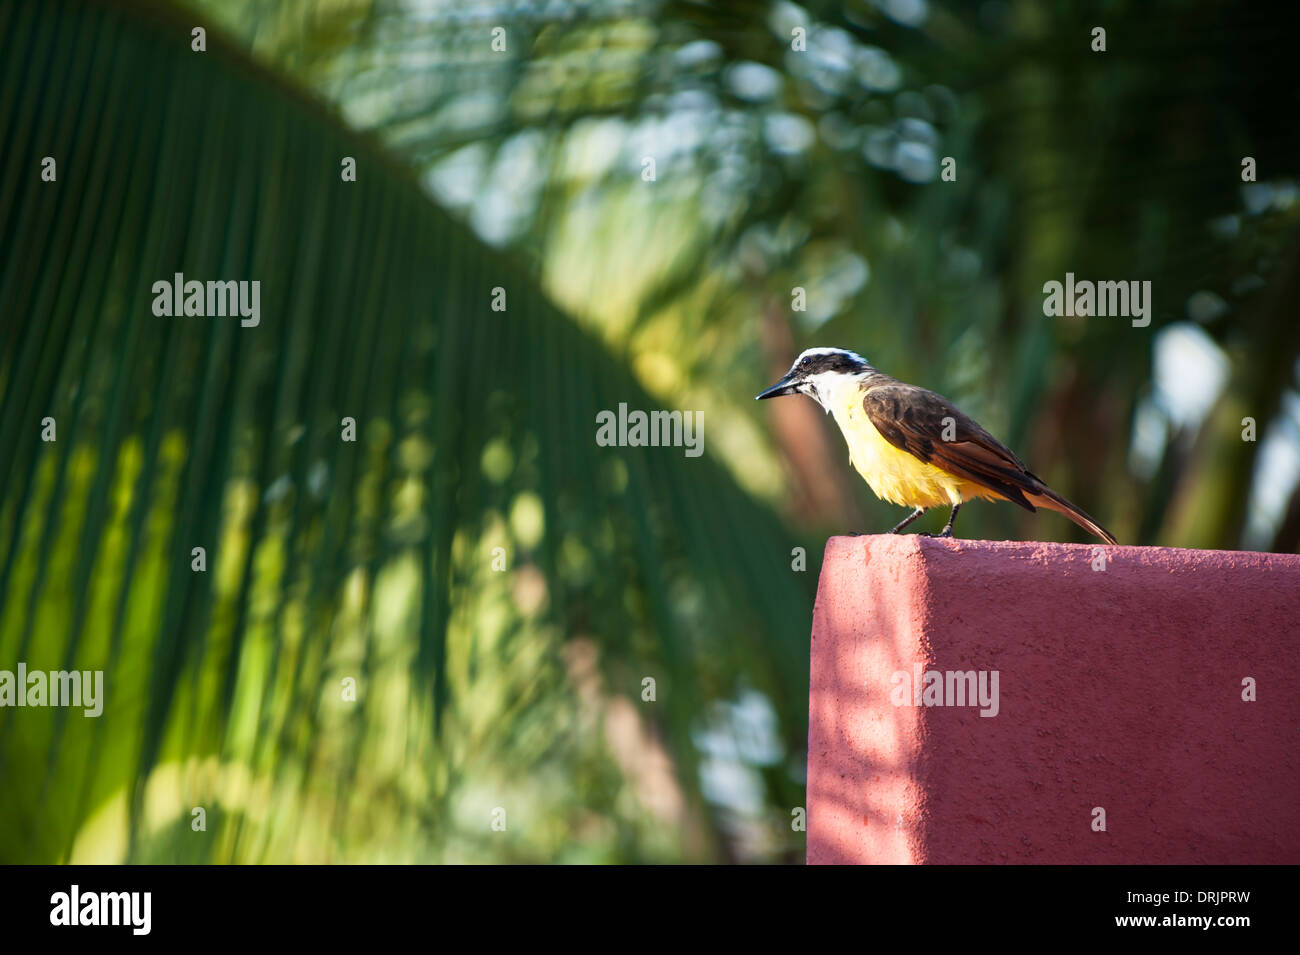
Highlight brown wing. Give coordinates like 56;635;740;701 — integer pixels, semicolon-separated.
861;381;1039;512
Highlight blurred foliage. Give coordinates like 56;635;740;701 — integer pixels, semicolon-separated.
2;0;1299;863
178;0;1300;552
0;0;811;863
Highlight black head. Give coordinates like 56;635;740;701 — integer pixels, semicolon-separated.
755;347;871;401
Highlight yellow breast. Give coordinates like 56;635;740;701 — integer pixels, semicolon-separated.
826;381;989;509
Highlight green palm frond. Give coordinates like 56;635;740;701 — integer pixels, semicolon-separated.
0;0;814;863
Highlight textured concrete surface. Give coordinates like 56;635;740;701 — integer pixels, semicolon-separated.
807;535;1300;864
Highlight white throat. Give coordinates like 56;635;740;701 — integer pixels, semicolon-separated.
802;371;867;414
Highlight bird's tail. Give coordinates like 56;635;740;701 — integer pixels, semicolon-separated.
1024;486;1118;545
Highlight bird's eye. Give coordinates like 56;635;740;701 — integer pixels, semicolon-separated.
800;357;811;367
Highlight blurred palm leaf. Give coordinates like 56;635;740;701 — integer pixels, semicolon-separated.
0;0;814;862
184;0;1300;552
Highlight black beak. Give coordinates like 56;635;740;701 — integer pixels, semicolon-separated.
755;372;800;400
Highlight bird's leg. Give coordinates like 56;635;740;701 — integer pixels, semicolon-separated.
937;502;961;538
888;507;927;534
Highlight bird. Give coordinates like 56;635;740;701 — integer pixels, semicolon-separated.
756;347;1117;544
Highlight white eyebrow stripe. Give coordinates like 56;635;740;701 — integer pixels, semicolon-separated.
796;347;868;364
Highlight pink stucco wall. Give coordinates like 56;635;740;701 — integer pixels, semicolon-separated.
807;535;1300;864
